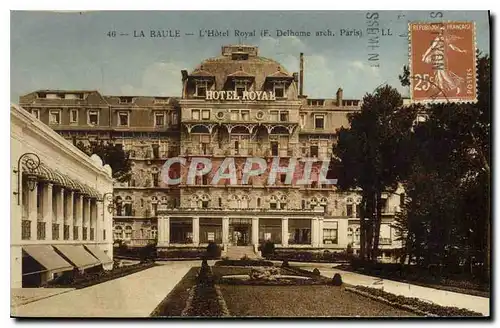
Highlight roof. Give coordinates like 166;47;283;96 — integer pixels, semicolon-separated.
189;44;293;91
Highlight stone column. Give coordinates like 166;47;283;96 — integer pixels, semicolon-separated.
65;191;74;240
318;217;324;247
251;217;259;245
281;217;288;247
157;216;164;246
192;216;200;246
95;200;102;242
83;198;91;240
222;217;229;245
74;194;83;240
42;183;53;240
311;217;320;247
28;181;38;240
55;188;64;240
164;216;170;246
90;199;97;241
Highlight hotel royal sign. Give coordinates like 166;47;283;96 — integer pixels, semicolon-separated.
205;90;277;101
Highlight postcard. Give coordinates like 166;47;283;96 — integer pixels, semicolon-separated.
10;10;491;318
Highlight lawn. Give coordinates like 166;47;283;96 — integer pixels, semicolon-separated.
218;284;417;317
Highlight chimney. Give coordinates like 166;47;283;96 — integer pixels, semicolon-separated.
336;88;343;107
299;53;304;96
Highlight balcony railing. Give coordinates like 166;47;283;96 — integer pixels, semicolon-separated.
37;222;46;240
22;220;31;240
64;225;70;240
52;223;60;240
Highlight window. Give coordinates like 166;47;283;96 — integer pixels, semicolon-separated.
271;142;279;156
114;226;123;240
171;112;178;124
310;145;319;157
279;111;289;122
64;225;70;240
241;110;250;121
270;110;288;122
270;195;277;210
218;197;223;208
201;110;210;120
235;83;246;98
155;113;165;126
125;226;132;240
380;198;388;213
300;114;305;128
119;97;133;104
274;83;285;98
151;226;158;239
118;112;129;126
323;225;338;244
346;204;353;217
73;226;79;240
315;115;325;129
88;110;99;125
230;110;238;121
49;110;61;125
31;109;40;120
192;109;200;120
270;111;279;121
196;81;208;97
37;222;46;240
103;229;107;240
257;198;261;207
70;109;78;123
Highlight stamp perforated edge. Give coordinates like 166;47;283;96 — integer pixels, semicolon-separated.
408;21;478;105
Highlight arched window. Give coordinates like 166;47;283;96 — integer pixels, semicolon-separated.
124;226;132;240
355;227;360;242
320;197;328;212
124;196;133;216
151;226;158;239
269;195;278;210
201;195;210;209
310;197;318;208
279;195;287;209
347;227;353;243
241;195;249;208
114;226;123;240
115;196;123;216
230;194;239;209
151;196;158;216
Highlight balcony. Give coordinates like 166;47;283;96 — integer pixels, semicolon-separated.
22;220;31;240
37;222;46;240
52;223;60;240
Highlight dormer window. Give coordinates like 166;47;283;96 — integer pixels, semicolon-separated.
118;112;129;127
88;110;99;125
119;97;133;104
235;81;247;98
273;83;286;98
195;81;208;98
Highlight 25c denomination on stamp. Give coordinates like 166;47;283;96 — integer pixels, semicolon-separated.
409;21;477;103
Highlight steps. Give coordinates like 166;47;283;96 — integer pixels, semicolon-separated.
225;246;258;260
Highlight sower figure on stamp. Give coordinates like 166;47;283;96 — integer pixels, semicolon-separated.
421;27;467;96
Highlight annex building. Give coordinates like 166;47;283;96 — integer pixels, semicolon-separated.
11;104;114;288
18;44;403;259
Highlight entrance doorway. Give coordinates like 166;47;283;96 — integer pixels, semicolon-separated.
229;218;252;246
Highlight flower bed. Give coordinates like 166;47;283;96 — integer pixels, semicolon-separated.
351;285;484;317
265;250;351;263
47;261;156;289
214;259;274;267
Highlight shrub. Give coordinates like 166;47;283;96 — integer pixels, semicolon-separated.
281;260;289;268
260;241;276;257
332;273;343;286
139;243;157;262
312;268;321;276
346;243;354;256
206;242;222;259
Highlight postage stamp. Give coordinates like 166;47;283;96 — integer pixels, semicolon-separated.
409;21;477;103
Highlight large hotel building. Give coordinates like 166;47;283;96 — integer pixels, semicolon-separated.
19;44;403;259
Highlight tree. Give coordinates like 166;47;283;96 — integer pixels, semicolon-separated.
76;140;132;182
394;54;490;280
333;85;417;261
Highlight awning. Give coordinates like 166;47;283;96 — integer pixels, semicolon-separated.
23;245;73;274
84;245;113;265
22;159;101;200
53;245;101;270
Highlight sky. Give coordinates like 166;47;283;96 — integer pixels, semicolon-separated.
10;10;490;102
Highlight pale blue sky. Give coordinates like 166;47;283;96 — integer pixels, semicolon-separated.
11;10;490;102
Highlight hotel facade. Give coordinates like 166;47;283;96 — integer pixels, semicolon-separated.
18;45;403;259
